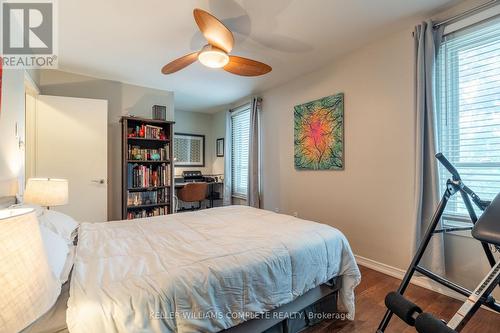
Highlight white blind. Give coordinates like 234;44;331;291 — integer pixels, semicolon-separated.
436;16;500;224
231;104;251;198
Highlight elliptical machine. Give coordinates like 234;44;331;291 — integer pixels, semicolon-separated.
376;153;500;333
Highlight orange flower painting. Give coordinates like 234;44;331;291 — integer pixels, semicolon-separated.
294;93;344;170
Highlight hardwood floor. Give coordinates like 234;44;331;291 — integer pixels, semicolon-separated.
305;265;500;333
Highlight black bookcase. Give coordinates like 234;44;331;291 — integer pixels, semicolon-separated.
121;116;175;219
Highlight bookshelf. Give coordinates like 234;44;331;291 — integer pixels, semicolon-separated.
121;116;175;220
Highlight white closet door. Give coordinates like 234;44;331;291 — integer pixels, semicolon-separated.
35;95;108;222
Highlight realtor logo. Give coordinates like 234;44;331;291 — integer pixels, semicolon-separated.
1;0;58;68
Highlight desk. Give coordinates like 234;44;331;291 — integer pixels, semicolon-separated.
174;181;224;209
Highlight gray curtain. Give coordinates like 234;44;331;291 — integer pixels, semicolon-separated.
223;110;232;206
414;21;445;274
247;97;262;208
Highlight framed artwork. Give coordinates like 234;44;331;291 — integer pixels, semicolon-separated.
294;93;344;170
216;138;224;157
174;133;205;167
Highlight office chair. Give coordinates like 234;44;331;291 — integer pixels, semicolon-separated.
177;182;208;211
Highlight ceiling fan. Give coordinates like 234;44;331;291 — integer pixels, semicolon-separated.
161;8;272;77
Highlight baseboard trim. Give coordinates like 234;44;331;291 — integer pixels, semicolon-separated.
354;255;465;301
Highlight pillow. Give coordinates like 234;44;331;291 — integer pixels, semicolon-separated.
9;203;44;218
39;225;75;283
38;209;79;243
0;208;61;333
0;196;16;209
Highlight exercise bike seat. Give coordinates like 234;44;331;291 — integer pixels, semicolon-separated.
472;193;500;246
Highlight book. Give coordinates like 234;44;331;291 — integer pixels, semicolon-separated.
127;206;167;219
127;163;170;188
128;145;169;161
127;189;167;206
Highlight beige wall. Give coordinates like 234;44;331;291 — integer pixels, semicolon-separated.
0;69;26;197
173;109;227;176
174;110;216;176
37;70;174;221
211;109;226;175
257;0;499;289
260;27;416;269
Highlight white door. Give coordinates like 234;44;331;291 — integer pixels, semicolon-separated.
34;95;108;222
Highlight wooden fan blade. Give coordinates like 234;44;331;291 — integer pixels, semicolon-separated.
223;56;272;76
193;8;234;53
161;52;199;74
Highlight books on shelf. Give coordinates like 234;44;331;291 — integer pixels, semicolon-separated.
123;116;173;220
127;163;170;188
127;124;166;140
127;189;167;206
128;145;169;161
127;206;167;220
145;125;163;139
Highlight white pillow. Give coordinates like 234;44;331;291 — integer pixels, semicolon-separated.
39;225;75;283
9;203;44;217
38;209;79;243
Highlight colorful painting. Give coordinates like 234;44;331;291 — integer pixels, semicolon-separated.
294;93;344;170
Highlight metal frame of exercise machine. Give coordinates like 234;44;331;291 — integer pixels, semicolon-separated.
376;153;500;333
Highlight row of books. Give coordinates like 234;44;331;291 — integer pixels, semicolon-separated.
127;163;171;188
144;125;163;139
127;124;166;140
127;189;167;207
127;206;168;220
128;145;169;161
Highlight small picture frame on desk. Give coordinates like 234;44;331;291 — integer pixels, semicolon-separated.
216;138;224;157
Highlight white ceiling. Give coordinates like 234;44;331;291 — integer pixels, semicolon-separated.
59;0;457;112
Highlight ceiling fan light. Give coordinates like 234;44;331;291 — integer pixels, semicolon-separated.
198;47;229;68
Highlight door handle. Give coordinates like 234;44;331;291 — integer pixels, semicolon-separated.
91;179;105;184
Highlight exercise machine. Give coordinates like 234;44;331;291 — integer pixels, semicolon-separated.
376;153;500;333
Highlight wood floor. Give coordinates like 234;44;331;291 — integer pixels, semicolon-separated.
305;265;500;333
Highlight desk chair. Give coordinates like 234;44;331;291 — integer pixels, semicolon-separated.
177;182;208;211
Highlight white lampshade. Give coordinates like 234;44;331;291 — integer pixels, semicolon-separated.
0;208;60;332
24;178;68;207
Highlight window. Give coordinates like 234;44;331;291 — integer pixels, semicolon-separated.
231;104;251;198
436;17;500;226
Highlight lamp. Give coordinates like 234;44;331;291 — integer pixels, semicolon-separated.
198;44;229;68
0;208;60;333
24;178;68;209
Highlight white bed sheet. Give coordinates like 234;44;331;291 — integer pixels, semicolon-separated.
67;206;361;333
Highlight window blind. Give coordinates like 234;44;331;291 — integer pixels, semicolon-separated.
436;16;500;224
231;104;251;198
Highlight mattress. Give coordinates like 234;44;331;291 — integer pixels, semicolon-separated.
67;206;361;333
23;281;340;333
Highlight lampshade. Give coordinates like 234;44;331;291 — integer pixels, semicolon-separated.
0;208;60;333
24;178;68;207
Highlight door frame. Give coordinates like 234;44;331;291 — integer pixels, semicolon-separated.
24;70;40;186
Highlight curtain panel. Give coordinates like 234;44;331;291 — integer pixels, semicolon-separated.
247;97;262;208
223;110;233;206
414;21;445;274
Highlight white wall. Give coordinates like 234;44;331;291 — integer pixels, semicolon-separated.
36;70;174;220
0;70;26;196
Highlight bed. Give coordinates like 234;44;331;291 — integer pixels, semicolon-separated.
18;204;360;333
